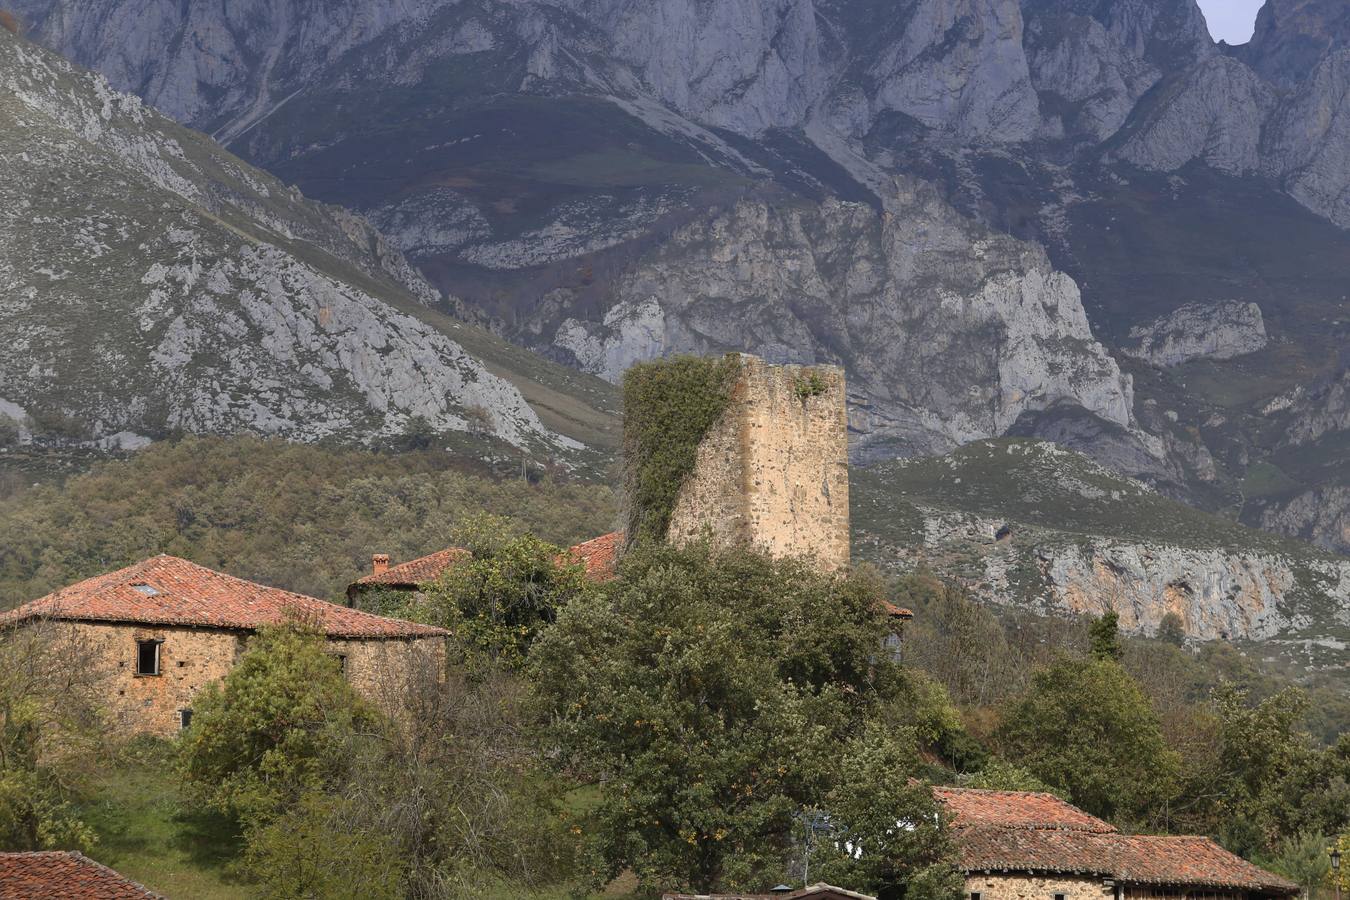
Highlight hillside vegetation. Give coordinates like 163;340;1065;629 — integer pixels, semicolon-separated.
0;437;618;607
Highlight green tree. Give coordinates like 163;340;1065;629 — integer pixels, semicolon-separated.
997;656;1180;825
178;621;380;826
1088;611;1123;661
415;516;588;668
0;621;103;851
811;724;962;899
1205;687;1350;855
1256;830;1331;899
962;759;1063;797
530;543;919;893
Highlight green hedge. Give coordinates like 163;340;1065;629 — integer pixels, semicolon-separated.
622;354;742;546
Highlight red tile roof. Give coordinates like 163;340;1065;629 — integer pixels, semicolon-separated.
351;547;471;589
349;531;626;595
933;786;1116;833
568;530;624;581
0;851;163;899
954;827;1298;893
1;556;446;639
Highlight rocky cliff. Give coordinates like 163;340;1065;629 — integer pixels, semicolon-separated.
852;440;1350;672
1121;301;1267;367
0;29;596;456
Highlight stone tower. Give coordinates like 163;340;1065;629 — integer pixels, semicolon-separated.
665;355;850;570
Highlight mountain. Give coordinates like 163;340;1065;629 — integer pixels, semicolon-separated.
4;0;1348;551
0;27;620;461
852;439;1350;678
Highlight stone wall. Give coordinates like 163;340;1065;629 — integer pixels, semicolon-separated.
666;355;850;570
964;874;1109;900
54;622;445;737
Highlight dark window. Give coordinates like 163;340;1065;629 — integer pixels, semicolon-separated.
136;639;160;676
1054;893;1065;900
971;893;982;900
180;709;193;730
335;654;348;674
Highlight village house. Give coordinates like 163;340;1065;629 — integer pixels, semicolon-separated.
0;851;162;899
345;530;625;605
0;555;447;736
934;787;1299;900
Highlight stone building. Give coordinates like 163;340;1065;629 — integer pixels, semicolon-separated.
346;531;624;605
935;787;1298;900
1;555;447;736
665;355;851;572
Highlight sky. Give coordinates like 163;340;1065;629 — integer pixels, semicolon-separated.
1197;0;1266;45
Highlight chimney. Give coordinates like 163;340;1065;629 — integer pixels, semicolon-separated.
371;554;390;576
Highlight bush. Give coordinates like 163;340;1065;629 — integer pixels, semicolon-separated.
0;11;21;36
178;621;380;826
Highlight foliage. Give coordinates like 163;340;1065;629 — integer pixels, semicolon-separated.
1088;611;1123;661
240;792;404;900
0;621;105;851
996;656;1181;825
414;516;588;669
1157;612;1186;647
1333;833;1349;894
0;11;19;37
961;759;1063;797
792;371;829;402
530;542;934;894
810;724;962;898
1255;830;1332;897
621;354;741;545
1200;686;1350;857
178;622;380;826
0;435;617;606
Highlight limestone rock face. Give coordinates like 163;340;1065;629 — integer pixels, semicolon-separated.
1260;486;1350;557
1116;56;1276;175
551;187;1139;461
1121;301;1268;367
1238;0;1350;89
1282;365;1350;448
1263;50;1350;229
0;30;563;452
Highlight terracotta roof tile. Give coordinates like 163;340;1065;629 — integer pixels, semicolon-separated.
954;827;1297;893
352;548;470;589
568;531;624;581
1;556;446;639
0;851;163;899
934;786;1116;833
350;531;626;595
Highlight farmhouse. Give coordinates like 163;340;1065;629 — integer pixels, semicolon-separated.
0;555;447;736
935;787;1298;900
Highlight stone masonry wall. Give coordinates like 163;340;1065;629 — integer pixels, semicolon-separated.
964;874;1109;900
67;622;245;736
667;355;850;570
55;622;446;737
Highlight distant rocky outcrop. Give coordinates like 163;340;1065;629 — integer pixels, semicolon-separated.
0;30;573;454
1121;301;1267;367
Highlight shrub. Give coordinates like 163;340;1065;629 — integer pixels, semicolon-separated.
0;11;21;36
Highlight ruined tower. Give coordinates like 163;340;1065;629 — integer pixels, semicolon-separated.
663;355;850;570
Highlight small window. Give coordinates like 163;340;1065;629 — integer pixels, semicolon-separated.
179;709;193;731
136;639;161;676
971;893;982;900
1054;893;1066;900
132;583;159;596
334;654;348;675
